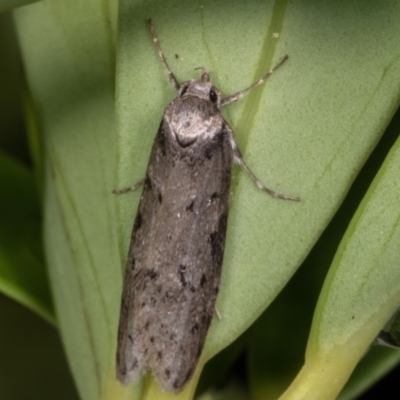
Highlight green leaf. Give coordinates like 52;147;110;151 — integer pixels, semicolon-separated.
13;1;123;400
0;151;53;323
339;346;400;400
9;0;400;399
280;134;400;399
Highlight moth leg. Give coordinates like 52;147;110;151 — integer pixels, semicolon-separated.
226;126;300;201
221;55;288;107
112;178;145;194
147;18;180;92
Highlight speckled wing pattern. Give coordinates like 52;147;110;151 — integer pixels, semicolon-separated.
116;96;233;392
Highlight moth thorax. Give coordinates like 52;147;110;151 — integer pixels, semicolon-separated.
169;101;223;147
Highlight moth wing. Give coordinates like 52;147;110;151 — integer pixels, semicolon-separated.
117;116;233;393
143;122;233;392
116;120;170;384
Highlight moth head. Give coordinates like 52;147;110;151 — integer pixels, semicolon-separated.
179;68;221;108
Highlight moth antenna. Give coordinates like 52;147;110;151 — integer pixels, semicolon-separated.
221;55;289;106
147;18;180;92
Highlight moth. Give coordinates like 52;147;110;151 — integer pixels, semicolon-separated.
115;19;300;393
